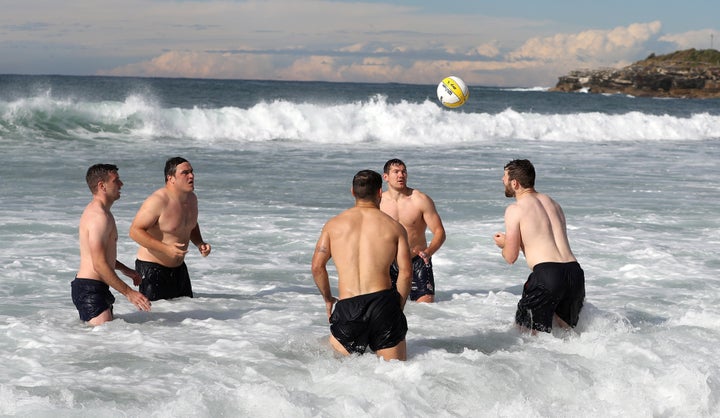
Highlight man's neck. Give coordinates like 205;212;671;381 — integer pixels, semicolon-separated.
166;184;190;201
386;185;411;199
514;187;537;200
93;195;113;211
355;200;379;209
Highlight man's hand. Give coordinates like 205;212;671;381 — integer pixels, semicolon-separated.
126;289;152;312
325;297;338;322
493;232;506;249
168;242;190;264
198;242;211;257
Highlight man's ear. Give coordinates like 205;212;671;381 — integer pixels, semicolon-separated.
350;186;355;197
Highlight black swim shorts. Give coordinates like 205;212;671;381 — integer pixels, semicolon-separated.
71;278;115;322
330;288;408;355
135;259;193;301
390;255;435;301
515;261;585;333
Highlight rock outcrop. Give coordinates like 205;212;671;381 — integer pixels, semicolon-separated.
551;49;720;98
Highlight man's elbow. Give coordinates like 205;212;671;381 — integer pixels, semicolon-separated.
310;261;325;277
502;250;518;265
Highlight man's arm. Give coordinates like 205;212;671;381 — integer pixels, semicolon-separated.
115;260;141;286
190;224;211;257
420;195;446;260
496;204;522;264
311;228;337;320
89;217;150;311
395;228;412;309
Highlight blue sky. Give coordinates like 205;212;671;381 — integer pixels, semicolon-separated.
1;0;718;86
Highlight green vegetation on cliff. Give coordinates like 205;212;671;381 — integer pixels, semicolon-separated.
642;49;720;66
552;49;720;98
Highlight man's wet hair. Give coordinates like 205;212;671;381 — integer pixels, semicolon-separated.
504;159;535;188
353;170;382;200
165;156;189;183
86;164;118;193
383;158;406;174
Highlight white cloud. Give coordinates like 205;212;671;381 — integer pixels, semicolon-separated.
3;1;711;87
99;20;675;87
507;21;662;63
659;29;718;50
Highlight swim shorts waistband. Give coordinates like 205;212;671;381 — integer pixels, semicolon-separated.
72;277;110;289
339;288;396;302
533;261;580;271
135;259;187;271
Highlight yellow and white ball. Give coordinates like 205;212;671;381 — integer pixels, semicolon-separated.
436;76;469;108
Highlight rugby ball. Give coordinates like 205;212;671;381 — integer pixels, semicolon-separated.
437;76;469;108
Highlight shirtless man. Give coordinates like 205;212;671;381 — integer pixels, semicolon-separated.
493;159;585;333
380;159;446;303
129;157;211;301
73;164;151;326
311;170;412;361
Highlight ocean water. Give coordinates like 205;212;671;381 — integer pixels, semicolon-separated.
1;74;719;417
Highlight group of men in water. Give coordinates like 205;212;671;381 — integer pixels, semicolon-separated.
310;158;585;361
73;156;585;363
73;157;210;325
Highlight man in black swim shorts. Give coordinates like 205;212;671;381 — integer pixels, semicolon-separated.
330;289;408;355
381;159;445;303
515;262;585;332
311;169;412;361
135;260;193;301
72;278;116;322
390;255;435;301
130;157;211;301
74;164;151;325
494;159;586;334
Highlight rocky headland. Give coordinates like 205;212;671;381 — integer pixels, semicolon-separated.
551;49;720;98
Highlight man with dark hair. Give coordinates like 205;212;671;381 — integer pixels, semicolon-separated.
494;159;585;334
130;157;211;301
73;164;151;325
381;159;446;303
311;170;412;361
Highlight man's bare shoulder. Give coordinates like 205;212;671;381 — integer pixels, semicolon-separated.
377;209;407;234
324;207;356;227
535;192;558;206
409;188;438;210
81;200;109;220
151;187;171;201
139;188;170;209
80;201;113;234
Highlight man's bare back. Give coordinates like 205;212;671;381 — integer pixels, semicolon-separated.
500;191;576;269
311;170;412;361
493;159;585;333
317;205;411;301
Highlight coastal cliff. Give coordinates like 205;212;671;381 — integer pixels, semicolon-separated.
551;49;720;98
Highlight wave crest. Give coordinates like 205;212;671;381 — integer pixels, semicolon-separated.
2;93;719;144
